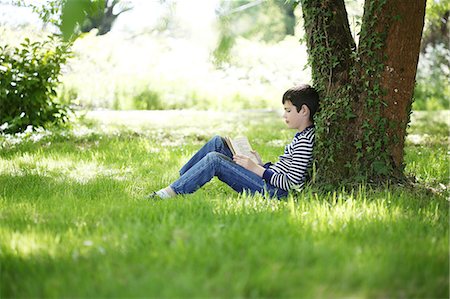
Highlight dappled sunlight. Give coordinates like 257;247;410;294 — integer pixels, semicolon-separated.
71;126;98;139
292;198;406;233
406;134;427;145
407;110;450;142
2;226;130;262
217;186;446;236
406;149;449;183
1;197;142;262
66;161;131;184
0;110;284;153
0;128;51;148
403;110;449;190
286;188;446;235
84;110;266;145
212;194;284;215
86;110;248;131
406;133;449;146
5;229;59;259
0;154;133;184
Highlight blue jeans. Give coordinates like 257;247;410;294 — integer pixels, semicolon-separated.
170;136;288;199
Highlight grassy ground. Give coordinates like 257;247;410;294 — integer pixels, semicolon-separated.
1;110;448;298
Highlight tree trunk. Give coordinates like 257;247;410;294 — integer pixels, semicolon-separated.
366;0;426;171
300;0;426;184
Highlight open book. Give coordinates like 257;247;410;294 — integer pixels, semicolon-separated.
224;136;260;165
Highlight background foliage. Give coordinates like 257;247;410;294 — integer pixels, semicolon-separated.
1;0;447;115
413;0;450;110
213;0;297;66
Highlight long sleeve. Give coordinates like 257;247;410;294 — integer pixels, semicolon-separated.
263;126;315;191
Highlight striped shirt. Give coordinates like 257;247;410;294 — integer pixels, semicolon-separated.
262;125;315;191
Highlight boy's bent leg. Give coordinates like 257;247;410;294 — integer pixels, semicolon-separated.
215;163;265;195
179;135;233;176
172;151;282;198
172;152;231;195
215;159;286;198
211;155;288;198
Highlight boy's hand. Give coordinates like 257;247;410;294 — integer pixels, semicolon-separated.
251;150;263;166
233;154;265;177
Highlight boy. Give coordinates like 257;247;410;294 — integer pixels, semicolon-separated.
149;84;319;199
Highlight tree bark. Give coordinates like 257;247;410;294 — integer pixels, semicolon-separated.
370;0;426;170
302;0;355;91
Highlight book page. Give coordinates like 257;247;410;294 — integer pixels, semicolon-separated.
231;136;259;164
232;137;253;156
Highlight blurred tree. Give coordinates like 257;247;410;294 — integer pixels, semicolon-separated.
300;0;426;185
420;0;449;53
213;0;299;66
79;0;132;35
274;0;298;36
413;0;449;110
61;0;132;40
14;0;131;40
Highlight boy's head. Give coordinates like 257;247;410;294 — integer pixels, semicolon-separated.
282;84;319;122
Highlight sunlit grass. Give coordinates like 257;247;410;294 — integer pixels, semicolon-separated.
0;110;448;298
405;110;449;189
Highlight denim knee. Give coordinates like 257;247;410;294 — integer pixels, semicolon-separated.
205;151;222;163
205;151;231;166
211;135;224;145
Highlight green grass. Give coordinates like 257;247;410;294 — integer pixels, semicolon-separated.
1;110;449;298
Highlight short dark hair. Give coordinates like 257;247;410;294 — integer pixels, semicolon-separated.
282;84;320;122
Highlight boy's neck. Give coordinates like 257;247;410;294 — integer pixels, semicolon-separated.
297;121;314;132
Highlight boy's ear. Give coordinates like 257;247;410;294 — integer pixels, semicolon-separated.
301;104;310;115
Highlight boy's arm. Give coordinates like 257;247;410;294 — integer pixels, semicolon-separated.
263;138;313;190
233;155;266;177
251;164;266;177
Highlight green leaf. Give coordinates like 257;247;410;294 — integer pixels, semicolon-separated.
372;160;389;175
60;0;91;41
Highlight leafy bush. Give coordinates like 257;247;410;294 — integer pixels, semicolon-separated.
132;89;163;110
0;36;72;134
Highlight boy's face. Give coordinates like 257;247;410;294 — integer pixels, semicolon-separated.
283;100;309;130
